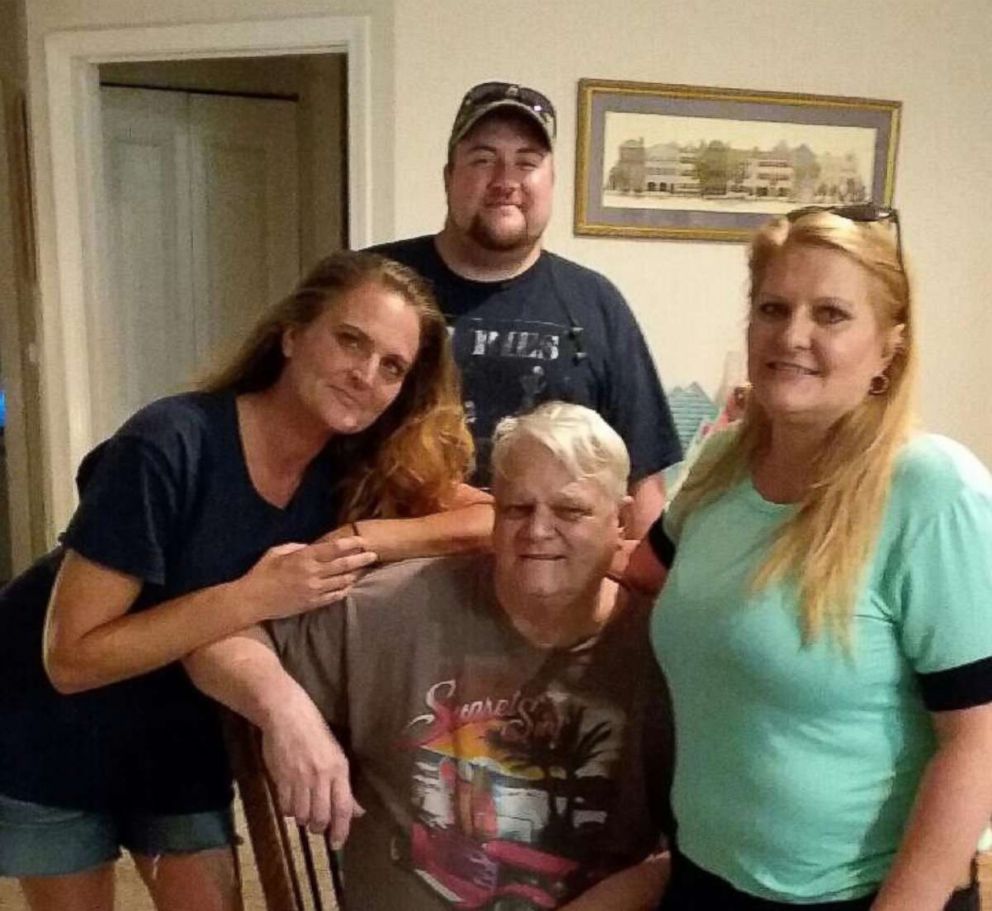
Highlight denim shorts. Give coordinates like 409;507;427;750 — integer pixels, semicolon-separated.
0;792;237;877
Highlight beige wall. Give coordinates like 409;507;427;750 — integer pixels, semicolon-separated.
391;0;992;466
17;0;992;543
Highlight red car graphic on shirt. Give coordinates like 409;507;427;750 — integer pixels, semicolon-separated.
400;821;579;910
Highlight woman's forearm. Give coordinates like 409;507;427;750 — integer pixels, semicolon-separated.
184;626;294;727
45;559;257;694
621;537;669;597
872;717;992;910
45;540;373;694
627;472;666;540
186;630;361;843
560;852;670;911
355;502;493;562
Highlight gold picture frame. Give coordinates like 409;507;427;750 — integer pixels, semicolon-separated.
575;78;901;242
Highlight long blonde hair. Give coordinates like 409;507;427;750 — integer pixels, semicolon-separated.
200;251;474;521
675;211;916;643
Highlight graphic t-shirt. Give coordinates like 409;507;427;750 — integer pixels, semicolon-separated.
370;236;681;485
269;555;672;909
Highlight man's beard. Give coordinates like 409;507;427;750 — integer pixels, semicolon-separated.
467;212;540;253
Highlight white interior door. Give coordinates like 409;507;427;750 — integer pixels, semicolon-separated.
100;87;300;432
101;86;196;431
188;93;300;368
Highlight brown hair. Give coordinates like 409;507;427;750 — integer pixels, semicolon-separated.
200;251;474;520
674;211;915;644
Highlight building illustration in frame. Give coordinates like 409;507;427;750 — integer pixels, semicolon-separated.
575;79;900;242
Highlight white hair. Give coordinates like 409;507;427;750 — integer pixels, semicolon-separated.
490;401;629;501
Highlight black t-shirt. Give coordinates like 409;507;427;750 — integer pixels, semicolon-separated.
370;237;682;486
0;392;340;812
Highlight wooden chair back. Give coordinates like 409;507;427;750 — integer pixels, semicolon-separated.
223;712;345;911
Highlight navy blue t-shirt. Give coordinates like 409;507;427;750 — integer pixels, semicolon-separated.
370;237;682;486
0;392;340;812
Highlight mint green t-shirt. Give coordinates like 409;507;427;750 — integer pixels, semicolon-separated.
652;433;992;902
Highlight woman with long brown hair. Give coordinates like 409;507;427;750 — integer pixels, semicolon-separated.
0;251;491;910
630;207;992;910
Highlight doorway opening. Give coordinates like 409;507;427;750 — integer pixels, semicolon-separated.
39;15;372;534
95;54;347;435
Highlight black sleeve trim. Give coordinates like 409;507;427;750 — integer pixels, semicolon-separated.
647;515;676;569
917;655;992;711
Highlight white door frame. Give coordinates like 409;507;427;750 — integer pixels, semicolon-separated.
41;15;371;534
0;77;35;572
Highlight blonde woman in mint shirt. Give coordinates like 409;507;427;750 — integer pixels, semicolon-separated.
627;207;991;910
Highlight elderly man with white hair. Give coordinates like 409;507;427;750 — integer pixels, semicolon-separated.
187;402;673;910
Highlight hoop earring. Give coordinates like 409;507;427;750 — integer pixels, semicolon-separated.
869;373;890;396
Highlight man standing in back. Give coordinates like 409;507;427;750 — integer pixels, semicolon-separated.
372;81;681;535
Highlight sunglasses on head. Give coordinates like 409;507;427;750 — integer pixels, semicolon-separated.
785;203;904;272
461;82;556;129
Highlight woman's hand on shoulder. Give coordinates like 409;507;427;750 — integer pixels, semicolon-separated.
238;536;377;623
607;538;639;583
621;538;668;597
260;687;363;845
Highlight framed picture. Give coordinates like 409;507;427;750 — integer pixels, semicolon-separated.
574;79;900;242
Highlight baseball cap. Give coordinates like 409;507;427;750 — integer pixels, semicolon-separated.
448;81;557;152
